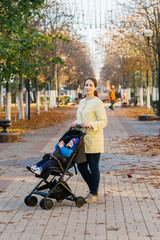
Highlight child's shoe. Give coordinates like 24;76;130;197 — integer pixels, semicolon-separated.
26;165;37;173
30;165;37;171
31;166;42;175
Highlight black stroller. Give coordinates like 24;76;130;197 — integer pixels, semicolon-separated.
24;126;87;210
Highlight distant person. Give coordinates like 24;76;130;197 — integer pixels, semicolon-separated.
109;85;116;110
123;94;125;102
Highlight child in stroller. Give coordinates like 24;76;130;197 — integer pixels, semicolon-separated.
24;128;87;210
27;137;79;176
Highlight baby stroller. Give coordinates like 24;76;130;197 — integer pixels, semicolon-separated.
24;126;87;210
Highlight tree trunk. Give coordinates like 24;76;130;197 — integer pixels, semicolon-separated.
146;70;150;109
152;86;156;101
36;91;40;114
49;65;56;108
152;70;156;101
139;71;143;106
146;87;150;109
44;81;48;111
19;76;24;119
25;78;28;117
6;81;11;120
139;88;143;106
49;90;56;108
158;55;160;116
70;90;77;100
35;78;40;115
0;84;3;106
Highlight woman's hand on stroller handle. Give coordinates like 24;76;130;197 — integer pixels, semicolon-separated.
70;122;91;134
80;123;93;129
72;123;92;130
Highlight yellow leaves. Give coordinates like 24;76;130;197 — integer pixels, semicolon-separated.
37;74;45;83
7;105;75;134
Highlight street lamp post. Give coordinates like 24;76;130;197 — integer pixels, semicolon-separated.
144;28;160;116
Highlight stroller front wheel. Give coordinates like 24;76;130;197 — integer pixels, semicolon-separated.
40;198;54;210
75;196;85;208
24;195;38;207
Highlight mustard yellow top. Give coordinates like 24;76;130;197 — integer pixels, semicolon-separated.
76;97;107;153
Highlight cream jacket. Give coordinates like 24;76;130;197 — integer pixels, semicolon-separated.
76;97;107;153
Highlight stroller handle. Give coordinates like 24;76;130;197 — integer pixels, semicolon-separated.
70;124;88;134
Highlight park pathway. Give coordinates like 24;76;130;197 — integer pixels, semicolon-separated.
0;103;160;240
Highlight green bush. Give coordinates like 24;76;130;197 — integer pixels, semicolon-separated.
40;95;49;105
152;100;159;116
58;95;70;105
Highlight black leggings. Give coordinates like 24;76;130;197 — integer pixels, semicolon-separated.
78;153;100;195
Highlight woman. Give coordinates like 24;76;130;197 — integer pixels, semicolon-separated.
72;78;107;203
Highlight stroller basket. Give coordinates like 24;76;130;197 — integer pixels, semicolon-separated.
24;128;86;210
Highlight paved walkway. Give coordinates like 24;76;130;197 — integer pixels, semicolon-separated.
0;103;160;240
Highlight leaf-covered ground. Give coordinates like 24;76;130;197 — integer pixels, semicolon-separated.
119;136;160;158
107;105;157;119
0;105;77;134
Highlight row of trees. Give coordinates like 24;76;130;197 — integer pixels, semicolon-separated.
0;0;94;120
100;0;160;114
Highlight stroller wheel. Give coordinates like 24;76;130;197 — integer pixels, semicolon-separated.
75;196;85;208
40;199;53;210
24;195;38;207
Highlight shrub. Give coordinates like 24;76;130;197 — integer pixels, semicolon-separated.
58;95;70;105
152;100;159;116
40;95;49;105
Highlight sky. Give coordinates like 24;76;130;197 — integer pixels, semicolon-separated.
63;0;116;80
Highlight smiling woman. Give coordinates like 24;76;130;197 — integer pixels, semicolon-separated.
84;78;99;98
71;77;107;203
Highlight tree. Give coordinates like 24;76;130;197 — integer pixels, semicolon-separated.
0;0;45;120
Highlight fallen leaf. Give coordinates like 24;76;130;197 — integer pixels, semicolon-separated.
108;227;120;231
